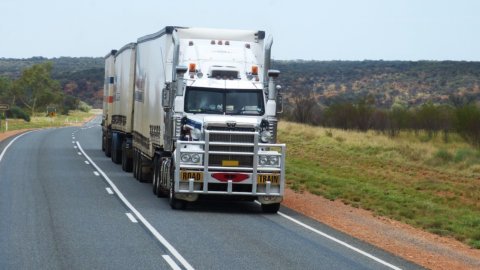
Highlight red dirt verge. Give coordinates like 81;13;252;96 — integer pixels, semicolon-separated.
283;188;480;270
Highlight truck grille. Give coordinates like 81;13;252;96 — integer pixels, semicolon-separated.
207;126;256;167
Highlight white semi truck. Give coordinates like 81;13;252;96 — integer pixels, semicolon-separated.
102;26;285;213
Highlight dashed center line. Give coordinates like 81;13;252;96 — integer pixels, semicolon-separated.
106;187;114;195
125;213;138;223
93;171;100;176
84;161;90;165
77;152;82;156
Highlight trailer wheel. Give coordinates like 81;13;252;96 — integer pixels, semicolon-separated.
101;133;106;152
105;132;112;157
261;203;280;214
138;154;152;183
133;149;139;179
152;156;159;195
121;140;132;172
111;133;120;164
167;159;185;210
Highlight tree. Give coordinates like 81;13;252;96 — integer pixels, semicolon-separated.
0;76;13;104
291;94;319;124
11;62;64;115
455;104;480;146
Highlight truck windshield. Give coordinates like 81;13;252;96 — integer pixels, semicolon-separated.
184;87;265;115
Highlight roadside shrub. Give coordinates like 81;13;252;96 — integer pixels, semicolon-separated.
5;106;30;122
78;101;92;113
434;149;453;162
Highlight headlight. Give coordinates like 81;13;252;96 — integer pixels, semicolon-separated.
260;130;272;143
181;153;191;163
191;153;201;163
191;128;202;140
269;156;279;166
259;156;268;165
259;155;280;167
181;153;202;164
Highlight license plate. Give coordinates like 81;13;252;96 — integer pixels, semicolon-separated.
180;171;203;182
257;174;280;184
222;160;239;167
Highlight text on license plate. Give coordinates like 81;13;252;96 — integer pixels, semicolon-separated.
257;174;280;184
180;171;203;182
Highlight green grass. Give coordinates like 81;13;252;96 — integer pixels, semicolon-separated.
278;121;480;248
0;110;96;132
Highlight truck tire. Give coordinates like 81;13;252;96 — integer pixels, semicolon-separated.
105;133;112;157
102;133;106;152
111;133;122;164
138;154;152;183
152;156;159;195
261;203;280;214
167;159;185;210
121;141;133;172
133;149;139;179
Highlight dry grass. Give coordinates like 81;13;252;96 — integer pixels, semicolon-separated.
0;110;95;132
278;121;480;248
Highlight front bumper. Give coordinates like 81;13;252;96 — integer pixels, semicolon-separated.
174;129;286;201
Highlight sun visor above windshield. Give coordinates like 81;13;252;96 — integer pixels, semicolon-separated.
187;79;261;90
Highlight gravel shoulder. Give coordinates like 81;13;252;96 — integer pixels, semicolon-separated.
283;188;480;270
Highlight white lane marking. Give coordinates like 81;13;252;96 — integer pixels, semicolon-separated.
126;213;138;223
77;152;82;156
93;171;100;176
276;210;402;270
84;161;90;165
106;187;114;195
162;255;182;270
72;137;75;139
72;141;75;144
74;146;78;149
76;142;194;270
0;131;34;163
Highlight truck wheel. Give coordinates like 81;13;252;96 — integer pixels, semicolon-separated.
133;149;139;179
102;133;106;152
111;133;122;164
261;203;280;214
138;154;152;183
105;134;112;157
111;135;117;163
168;160;185;210
169;179;186;210
152;156;159;195
121;141;133;172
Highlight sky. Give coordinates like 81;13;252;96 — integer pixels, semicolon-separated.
1;0;479;61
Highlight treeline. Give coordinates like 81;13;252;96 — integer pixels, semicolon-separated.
0;57;104;108
272;60;480;108
285;95;480;146
0;62;91;121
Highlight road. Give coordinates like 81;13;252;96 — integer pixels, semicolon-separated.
0;117;424;270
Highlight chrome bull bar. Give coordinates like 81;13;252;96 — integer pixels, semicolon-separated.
174;129;286;196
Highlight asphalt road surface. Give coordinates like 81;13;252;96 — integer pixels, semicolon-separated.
0;117;424;270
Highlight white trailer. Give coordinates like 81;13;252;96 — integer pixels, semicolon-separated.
103;26;285;213
102;50;117;156
109;43;136;170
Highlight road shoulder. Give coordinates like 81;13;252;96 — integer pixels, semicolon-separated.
283;188;480;270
